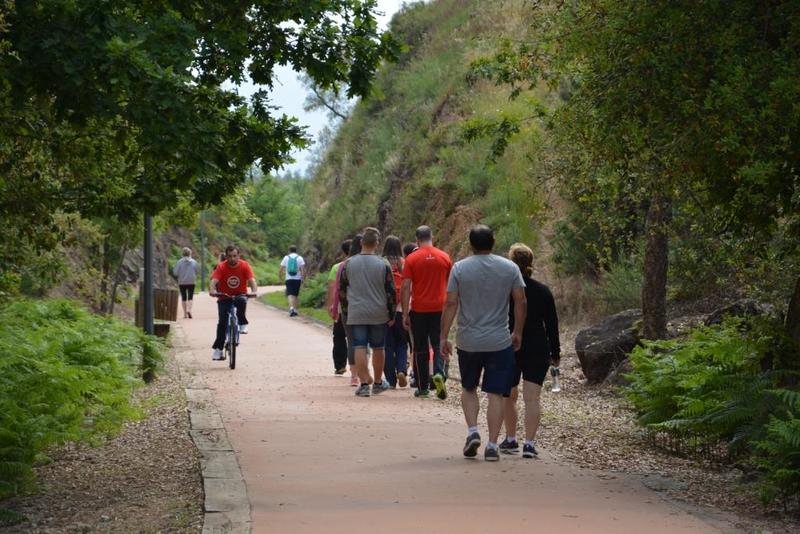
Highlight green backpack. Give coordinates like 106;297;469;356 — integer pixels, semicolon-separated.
287;254;299;276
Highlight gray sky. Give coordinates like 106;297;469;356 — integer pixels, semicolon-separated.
237;0;409;176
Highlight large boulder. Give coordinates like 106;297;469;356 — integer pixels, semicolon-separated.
575;309;642;384
704;298;775;326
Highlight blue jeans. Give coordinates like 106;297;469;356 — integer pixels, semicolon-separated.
213;297;248;349
384;311;408;386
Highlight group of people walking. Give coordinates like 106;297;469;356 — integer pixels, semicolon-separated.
326;223;561;461
176;222;561;462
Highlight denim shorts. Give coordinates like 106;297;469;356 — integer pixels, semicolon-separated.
350;324;386;349
457;346;515;395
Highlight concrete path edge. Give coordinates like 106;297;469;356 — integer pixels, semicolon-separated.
173;323;252;534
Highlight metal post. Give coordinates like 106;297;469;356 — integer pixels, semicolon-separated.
199;211;206;292
143;213;154;335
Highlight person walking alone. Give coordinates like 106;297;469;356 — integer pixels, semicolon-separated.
499;243;561;459
441;225;526;461
339;227;396;397
401;226;452;399
173;247;199;319
209;245;258;360
280;245;305;317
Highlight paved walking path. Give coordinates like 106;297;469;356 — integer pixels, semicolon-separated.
178;289;734;533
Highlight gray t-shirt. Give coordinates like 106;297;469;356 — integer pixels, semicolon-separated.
173;257;199;285
342;254;395;325
447;254;525;352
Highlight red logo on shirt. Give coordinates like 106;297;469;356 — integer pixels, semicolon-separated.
226;276;241;289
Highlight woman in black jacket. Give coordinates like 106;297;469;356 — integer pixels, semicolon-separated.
499;243;561;459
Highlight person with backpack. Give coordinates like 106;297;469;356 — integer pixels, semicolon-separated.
280;245;306;317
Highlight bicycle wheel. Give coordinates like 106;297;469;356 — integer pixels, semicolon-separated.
228;319;237;369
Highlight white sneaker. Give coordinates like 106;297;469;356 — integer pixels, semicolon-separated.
239;324;248;334
212;348;223;360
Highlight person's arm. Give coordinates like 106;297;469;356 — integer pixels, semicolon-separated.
278;266;285;282
248;277;258;295
209;277;218;296
544;288;561;366
173;260;180;278
338;264;349;316
401;279;412;330
326;279;336;318
440;290;459;361
510;286;526;352
384;263;396;324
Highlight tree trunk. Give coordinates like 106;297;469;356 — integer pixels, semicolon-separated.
641;194;671;340
99;237;111;314
785;275;800;367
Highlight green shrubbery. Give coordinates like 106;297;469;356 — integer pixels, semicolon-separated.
626;318;800;506
0;299;162;498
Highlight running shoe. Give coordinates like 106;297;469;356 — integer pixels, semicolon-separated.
414;389;430;398
350;375;360;387
372;379;390;395
239;324;248;334
355;384;371;397
289;309;298;317
499;437;520;454
335;367;347;375
484;446;500;462
409;374;417;388
463;432;481;458
212;348;224;361
432;374;447;400
397;372;408;388
522;442;539;459
187;312;192;319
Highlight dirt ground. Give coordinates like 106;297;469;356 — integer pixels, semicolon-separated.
0;353;203;533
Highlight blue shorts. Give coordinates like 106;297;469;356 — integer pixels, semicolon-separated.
457;346;516;395
350;324;386;349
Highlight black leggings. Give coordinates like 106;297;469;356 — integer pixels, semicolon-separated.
410;311;446;391
332;316;348;371
179;284;195;301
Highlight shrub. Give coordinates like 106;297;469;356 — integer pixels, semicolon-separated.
0;299;162;498
753;391;800;506
299;273;329;309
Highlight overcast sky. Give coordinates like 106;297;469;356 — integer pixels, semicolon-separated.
237;0;409;176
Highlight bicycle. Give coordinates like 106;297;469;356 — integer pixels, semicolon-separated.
211;291;256;369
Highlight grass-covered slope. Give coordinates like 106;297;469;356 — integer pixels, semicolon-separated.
307;0;553;261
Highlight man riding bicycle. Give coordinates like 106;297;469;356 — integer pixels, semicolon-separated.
210;245;258;360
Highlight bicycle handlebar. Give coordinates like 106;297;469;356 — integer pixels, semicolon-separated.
210;292;257;299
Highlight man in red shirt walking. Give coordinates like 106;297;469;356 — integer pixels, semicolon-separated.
209;245;258;360
401;225;452;399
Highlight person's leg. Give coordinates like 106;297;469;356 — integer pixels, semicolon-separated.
429;312;445;379
235;297;248;326
343;321;359;386
332;316;348;372
394;313;408;376
383;324;397;386
354;347;370;383
369;324;386;386
186;285;194;317
180;286;188;317
503;387;519;442
461;388;479;427
522;380;543;441
213;300;230;350
410;312;430;393
486;393;504;445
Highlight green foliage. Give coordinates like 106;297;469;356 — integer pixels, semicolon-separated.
261;292;332;325
0;299;162;497
754;407;800;506
298;273;330;309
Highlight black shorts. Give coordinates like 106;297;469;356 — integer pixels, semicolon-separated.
179;284;195;301
285;279;302;296
457;346;515;395
510;351;550;388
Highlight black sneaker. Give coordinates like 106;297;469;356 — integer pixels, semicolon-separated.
499;437;519;454
414;389;430;398
484;446;500;462
463;432;481;458
335;367;347;375
522;442;539;458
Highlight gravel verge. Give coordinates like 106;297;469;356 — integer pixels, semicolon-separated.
439;325;799;534
0;351;203;533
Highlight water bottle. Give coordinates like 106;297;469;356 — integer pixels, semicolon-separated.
550;366;561;393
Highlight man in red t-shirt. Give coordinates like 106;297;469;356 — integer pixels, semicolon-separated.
401;225;452;399
209;245;258;360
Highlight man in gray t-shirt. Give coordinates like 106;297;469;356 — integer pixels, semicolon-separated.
339;227;396;397
441;225;526;462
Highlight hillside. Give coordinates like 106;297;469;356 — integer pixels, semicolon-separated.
307;0;555;268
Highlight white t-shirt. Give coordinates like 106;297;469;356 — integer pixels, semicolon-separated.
281;253;305;280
